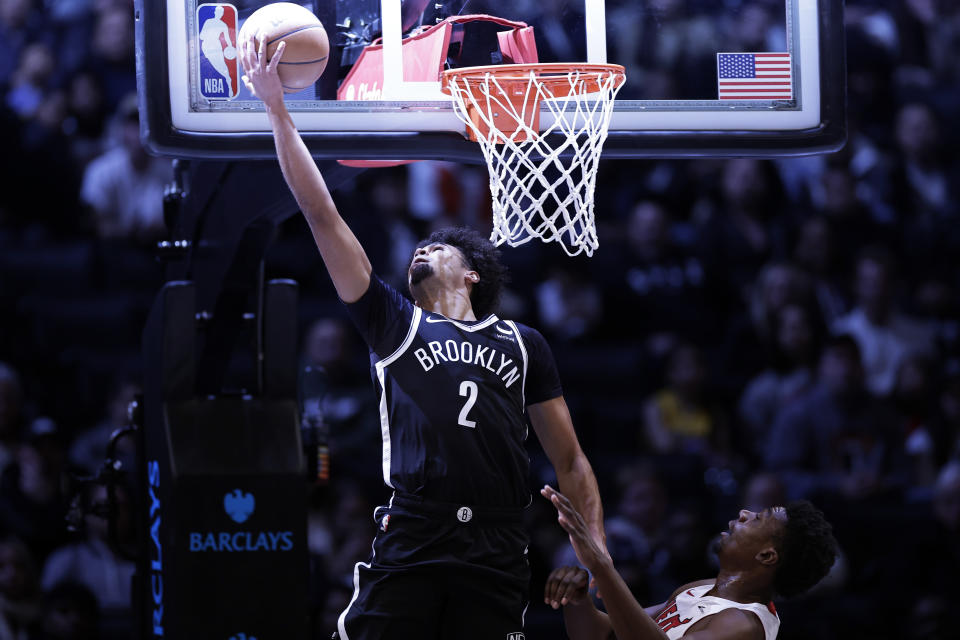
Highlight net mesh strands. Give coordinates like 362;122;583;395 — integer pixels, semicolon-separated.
443;64;626;257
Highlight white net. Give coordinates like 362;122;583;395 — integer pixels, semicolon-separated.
444;64;625;257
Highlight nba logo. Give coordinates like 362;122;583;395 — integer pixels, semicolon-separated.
197;3;239;99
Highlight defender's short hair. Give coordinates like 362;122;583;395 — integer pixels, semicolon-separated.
773;500;838;598
416;227;508;318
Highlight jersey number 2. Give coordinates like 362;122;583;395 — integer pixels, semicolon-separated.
458;380;478;428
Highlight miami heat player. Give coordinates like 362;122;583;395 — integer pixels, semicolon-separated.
543;486;836;640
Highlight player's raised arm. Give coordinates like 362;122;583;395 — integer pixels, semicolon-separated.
528;396;605;549
542;486;669;640
239;36;371;303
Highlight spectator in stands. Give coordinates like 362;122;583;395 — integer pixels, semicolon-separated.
69;379;137;475
35;581;100;640
535;265;604;342
748;263;812;349
891;355;939;488
891;102;958;221
62;70;108;167
914;277;960;370
833;246;934;397
719;261;812;393
643;343;730;462
739;303;820;460
86;4;135;112
0;364;24;478
41;483;134;629
610;0;719;100
910;461;960;631
696;159;788;307
0;536;40;638
300;318;378;478
935;374;960;465
0;418;71;561
604;200;716;350
18;86;83;234
814;165;894;251
932;461;960;545
792;216;849;326
0;0;44;89
5;42;54;119
80;93;172;242
764;334;908;502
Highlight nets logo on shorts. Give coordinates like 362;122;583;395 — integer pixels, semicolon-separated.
197;3;239;99
506;633;525;640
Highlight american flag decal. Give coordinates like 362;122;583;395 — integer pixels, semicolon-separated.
717;52;792;100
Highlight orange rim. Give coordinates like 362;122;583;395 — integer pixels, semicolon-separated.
441;62;625;94
441;63;625;142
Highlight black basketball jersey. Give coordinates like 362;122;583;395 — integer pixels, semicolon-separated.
345;275;562;508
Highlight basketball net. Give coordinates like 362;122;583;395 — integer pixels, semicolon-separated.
442;63;625;257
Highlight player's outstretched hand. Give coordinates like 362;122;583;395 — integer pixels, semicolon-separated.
239;34;286;111
541;485;612;574
544;566;589;609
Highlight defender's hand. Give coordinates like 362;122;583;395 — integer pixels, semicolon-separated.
545;566;590;609
542;485;612;574
239;34;286;111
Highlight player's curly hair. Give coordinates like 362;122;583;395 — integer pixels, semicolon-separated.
773;500;838;599
416;227;508;318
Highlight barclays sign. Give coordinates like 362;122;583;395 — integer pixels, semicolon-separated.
188;490;294;553
148;460;163;637
189;531;293;552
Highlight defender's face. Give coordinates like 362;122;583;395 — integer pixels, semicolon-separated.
717;506;787;564
408;243;472;290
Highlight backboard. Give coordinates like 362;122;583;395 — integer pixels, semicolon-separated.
135;0;845;160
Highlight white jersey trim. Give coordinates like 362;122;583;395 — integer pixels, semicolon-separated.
504;320;529;410
664;584;780;640
374;306;423;488
422;312;499;332
337;532;379;640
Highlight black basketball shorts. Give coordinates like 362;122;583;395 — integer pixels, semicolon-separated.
334;493;530;640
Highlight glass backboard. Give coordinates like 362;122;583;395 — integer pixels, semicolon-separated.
135;0;845;159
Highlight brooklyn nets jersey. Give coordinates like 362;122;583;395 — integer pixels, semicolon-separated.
654;584;780;640
345;275;563;508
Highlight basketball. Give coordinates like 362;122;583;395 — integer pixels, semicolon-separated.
239;2;329;93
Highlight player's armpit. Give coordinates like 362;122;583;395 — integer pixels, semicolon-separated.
680;608;765;640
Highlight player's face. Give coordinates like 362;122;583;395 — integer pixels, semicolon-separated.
408;243;473;290
717;506;787;567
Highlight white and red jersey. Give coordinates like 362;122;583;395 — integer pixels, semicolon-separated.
653;583;780;640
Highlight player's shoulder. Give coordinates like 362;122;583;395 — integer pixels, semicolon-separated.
687;606;765;640
506;320;547;342
669;579;716;601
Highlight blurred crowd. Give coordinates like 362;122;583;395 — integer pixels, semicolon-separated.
2;0;960;639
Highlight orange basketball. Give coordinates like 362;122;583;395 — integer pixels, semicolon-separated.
239;2;329;93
